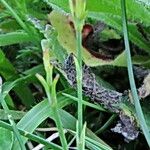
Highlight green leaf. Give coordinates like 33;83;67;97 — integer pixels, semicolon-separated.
12;89;75;150
121;0;150;146
0;50;35;107
142;99;150;129
132;55;150;68
47;1;150;53
46;0;150;26
0;50;16;80
0;32;34;46
0;109;25;120
0;19;21;32
0;127;13;150
45;0;69;12
13;89;112;150
49;10;126;67
60;109;112;150
79;123;86;150
89;12;150;53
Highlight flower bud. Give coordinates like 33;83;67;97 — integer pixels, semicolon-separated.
69;0;87;22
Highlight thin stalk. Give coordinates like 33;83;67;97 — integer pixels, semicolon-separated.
36;75;68;149
69;0;86;148
41;40;68;149
68;135;76;147
62;93;106;112
85;136;111;150
0;0;28;32
121;0;150;147
52;108;68;150
79;122;86;150
14;0;27;14
51;75;68;150
0;120;63;150
75;21;83;139
0;0;40;44
36;73;68;149
0;95;25;150
95;114;117;134
36;74;52;104
75;22;83;68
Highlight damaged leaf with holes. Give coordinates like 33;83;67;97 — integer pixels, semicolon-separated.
51;54;140;141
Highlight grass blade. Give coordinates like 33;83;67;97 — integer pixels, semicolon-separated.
62;93;106;112
0;93;25;150
0;0;28;32
121;0;150;146
51;75;68;150
0;32;34;46
0;120;63;150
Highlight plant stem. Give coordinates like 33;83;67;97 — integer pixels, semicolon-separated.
0;95;26;150
62;93;106;112
0;0;28;32
53;108;68;149
121;0;150;147
75;21;83;140
69;0;86;148
51;75;68;150
37;75;68;150
0;120;63;150
0;0;40;44
76;23;83;68
41;40;68;149
96;114;117;134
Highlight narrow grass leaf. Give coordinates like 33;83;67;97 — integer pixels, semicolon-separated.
121;0;150;146
0;109;25;120
0;32;34;46
0;127;13;150
62;93;106;112
12;90;112;150
0;121;63;150
0;50;35;107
